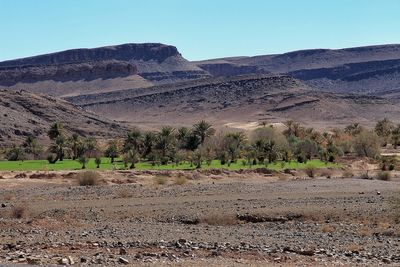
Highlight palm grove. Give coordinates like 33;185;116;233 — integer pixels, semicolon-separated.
3;119;400;170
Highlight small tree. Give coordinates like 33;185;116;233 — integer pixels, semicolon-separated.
127;149;139;169
6;145;25;161
105;141;119;163
78;156;89;169
375;118;394;146
392;125;400;149
353;130;381;158
22;136;42;159
95;157;102;168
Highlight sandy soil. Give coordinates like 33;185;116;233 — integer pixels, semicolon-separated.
0;169;399;266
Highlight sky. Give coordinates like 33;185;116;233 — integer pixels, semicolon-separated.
0;0;399;61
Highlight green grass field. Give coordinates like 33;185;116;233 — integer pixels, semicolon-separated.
0;158;339;171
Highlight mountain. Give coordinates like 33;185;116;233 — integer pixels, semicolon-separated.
1;43;400;132
0;90;126;147
194;44;400;98
66;74;400;130
0;43;210;97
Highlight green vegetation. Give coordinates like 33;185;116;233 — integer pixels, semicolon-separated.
0;158;337;171
1;118;398;172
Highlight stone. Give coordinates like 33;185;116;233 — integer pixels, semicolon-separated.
59;258;69;265
119;257;129;264
119;248;127;255
26;257;41;264
68;256;75;265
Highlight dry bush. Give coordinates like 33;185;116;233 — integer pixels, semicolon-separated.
153;175;167;185
346;243;361;252
320;170;333;178
76;171;101;186
304;167;316;178
321;224;335;233
11;205;26;219
201;213;238;226
358;172;371;180
392;194;400;222
342;169;354;178
375;171;391;181
358;227;373;237
174;175;188;185
2;193;16;201
117;188;132;198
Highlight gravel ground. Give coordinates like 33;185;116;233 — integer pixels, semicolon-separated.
0;171;399;266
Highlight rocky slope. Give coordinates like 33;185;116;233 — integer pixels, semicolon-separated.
66;74;400;129
0;90;126;147
195;44;400;97
0;43;210;97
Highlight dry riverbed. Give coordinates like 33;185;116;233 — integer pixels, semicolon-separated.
0;169;399;266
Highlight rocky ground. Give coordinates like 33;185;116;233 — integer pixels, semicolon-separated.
0;169;399;266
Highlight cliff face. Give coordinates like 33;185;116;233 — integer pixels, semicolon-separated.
0;43;180;67
0;61;137;86
0;43;210;97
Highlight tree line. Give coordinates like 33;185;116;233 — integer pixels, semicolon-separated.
3;118;399;169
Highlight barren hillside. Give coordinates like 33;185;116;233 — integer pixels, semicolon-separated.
195;44;400;97
0;90;127;147
66;75;400;130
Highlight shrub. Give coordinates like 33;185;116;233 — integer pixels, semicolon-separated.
283;168;291;174
46;153;57;164
321;224;335;233
154;175;167;185
200;214;238;226
342;170;354;178
174;175;188;185
78;156;89;169
6;145;25;161
353;130;380;158
11;205;25;219
380;156;397;171
376;171;391;181
305;167;316;178
320;170;332;178
77;171;101;186
359;172;371;180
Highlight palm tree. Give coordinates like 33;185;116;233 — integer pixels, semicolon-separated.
49;135;69;162
193;120;215;145
127;149;139;169
48;122;63;140
123;128;142;153
156;126;176;164
22;136;42;159
224;132;246;165
84;137;98;158
143;131;156;158
177;127;189;149
68;133;81;160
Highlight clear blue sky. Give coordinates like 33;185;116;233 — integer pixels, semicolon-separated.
0;0;399;61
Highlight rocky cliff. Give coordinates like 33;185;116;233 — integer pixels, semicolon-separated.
0;43;210;97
